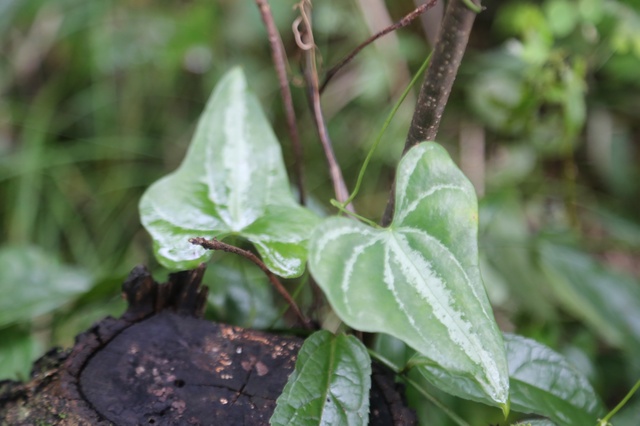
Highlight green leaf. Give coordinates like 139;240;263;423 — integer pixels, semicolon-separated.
270;330;371;426
415;334;604;426
479;195;556;320
51;298;126;348
505;334;605;426
544;0;579;37
205;253;280;328
309;142;509;409
139;68;319;277
538;241;640;353
0;325;42;381
372;333;414;371
0;245;93;327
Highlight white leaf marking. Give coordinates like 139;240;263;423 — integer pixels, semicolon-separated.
253;241;302;273
312;224;377;265
401;226;490;320
387;231;502;398
396;184;469;223
340;237;382;315
382;238;433;346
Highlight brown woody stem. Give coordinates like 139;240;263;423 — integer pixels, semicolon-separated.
320;0;438;94
294;0;353;211
381;0;481;226
189;237;313;330
255;0;306;205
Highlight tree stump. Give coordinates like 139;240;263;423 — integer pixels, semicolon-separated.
0;266;417;425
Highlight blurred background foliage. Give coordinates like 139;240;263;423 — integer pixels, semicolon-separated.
1;0;640;424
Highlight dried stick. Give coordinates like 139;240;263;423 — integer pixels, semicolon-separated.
405;0;480;149
255;0;306;205
320;0;438;94
294;0;352;210
189;237;313;330
381;0;481;226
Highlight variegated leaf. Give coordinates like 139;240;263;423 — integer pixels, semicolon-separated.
139;68;319;277
308;142;509;408
414;333;605;425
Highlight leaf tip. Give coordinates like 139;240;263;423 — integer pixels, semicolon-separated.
501;398;510;418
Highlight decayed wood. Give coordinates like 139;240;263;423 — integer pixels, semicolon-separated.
0;265;416;425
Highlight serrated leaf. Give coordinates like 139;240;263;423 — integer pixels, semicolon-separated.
415;334;604;426
538;241;640;353
139;68;319;277
309;142;509;408
270;330;371;426
0;245;93;327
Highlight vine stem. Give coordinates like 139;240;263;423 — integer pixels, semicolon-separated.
254;0;306;205
598;378;640;426
330;199;380;228
189;237;313;330
339;51;432;211
403;376;471;426
367;349;471;426
320;0;438;94
294;0;352;210
381;0;482;226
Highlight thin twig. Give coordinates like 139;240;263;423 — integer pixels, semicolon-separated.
294;0;352;211
403;376;472;426
339;52;432;210
189;237;313;330
320;0;438;94
255;0;306;205
381;0;481;226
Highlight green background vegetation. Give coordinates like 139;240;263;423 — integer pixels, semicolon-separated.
2;0;640;424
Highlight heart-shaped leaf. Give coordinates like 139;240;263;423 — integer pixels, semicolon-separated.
309;142;509;408
415;333;605;425
140;68;319;277
270;330;371;426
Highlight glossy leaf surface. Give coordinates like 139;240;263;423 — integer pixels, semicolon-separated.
270;331;371;426
416;333;604;426
139;68;319;277
0;245;92;327
205;254;280;328
309;142;509;408
506;333;605;425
